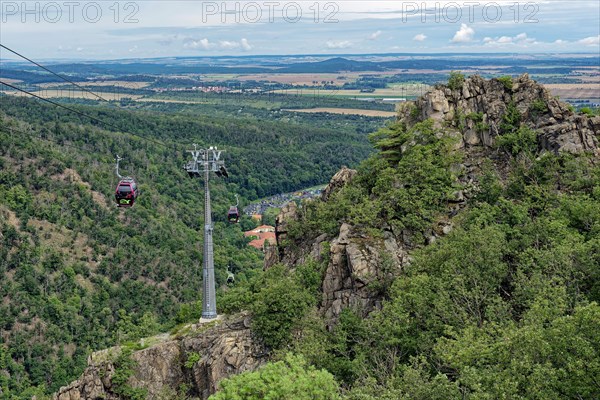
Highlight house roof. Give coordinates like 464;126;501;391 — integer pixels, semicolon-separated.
247;232;276;250
244;225;275;237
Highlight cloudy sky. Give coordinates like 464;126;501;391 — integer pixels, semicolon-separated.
0;0;599;59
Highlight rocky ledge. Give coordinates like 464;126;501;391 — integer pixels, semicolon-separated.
54;314;266;400
399;73;599;154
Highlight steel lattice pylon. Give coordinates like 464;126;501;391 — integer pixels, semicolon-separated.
184;145;226;319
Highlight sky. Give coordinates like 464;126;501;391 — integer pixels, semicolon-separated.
0;0;599;60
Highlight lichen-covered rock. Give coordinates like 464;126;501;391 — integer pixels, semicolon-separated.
274;201;297;244
320;167;357;202
53;314;266;400
408;74;599;154
267;200;331;269
320;224;409;326
184;316;264;400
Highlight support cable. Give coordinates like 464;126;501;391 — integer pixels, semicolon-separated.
0;43;110;102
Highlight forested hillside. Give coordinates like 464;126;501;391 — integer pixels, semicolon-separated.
0;95;382;398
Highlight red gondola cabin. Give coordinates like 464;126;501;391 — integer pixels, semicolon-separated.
227;206;240;223
115;178;139;207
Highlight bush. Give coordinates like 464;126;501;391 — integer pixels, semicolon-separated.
251;266;315;349
497;75;513;90
496;126;538;156
530;99;548;116
500;101;522;135
211;353;341;400
448;71;465;91
580;107;596;116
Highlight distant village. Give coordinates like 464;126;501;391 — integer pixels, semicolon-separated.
241;187;323;251
243;225;276;251
242;188;323;217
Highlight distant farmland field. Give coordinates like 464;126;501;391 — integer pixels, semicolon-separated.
283;108;397;117
0;89;142;101
38;81;151;89
545;84;600;99
273;85;429;98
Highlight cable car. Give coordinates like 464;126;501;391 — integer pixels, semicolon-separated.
226;266;235;284
115;177;139;207
227;194;240;223
227;206;239;223
114;155;139;208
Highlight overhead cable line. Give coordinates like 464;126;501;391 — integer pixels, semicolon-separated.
0;79;169;148
0;43;110;102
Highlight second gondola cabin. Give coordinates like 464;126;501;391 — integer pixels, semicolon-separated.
227;206;240;223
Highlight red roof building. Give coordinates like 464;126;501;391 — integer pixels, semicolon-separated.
244;225;276;251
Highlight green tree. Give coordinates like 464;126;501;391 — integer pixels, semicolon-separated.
210;353;341;400
251;266;315;349
448;71;465;90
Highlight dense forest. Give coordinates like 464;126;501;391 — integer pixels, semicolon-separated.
0;95;386;398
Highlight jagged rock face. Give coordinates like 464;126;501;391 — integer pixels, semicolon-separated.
321;224;409;326
54;315;266;400
401;74;599;154
270;170;409;325
183;316;265;399
267;167;359;271
320;167;358;202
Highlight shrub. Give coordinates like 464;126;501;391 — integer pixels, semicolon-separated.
530;98;548;115
251;266;315;349
500;101;522;135
497;75;513;90
211;353;341;400
496;126;538;156
448;71;465;90
580;107;595;116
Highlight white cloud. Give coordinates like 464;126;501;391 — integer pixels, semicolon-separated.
553;39;568;45
219;40;241;50
183;38;252;51
241;38;252;51
451;24;475;43
184;38;214;50
413;33;427;42
483;32;535;46
326;40;353;49
515;33;528;40
578;35;600;46
368;30;382;40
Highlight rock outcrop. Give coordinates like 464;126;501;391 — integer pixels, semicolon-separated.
268;75;600;326
399;74;599;154
269;167;410;325
320;167;357;202
54;314;266;400
321;223;409;325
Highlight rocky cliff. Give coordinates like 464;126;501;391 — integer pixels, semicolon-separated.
401;73;600;154
268;74;600;326
268;168;413;326
54;314;266;400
